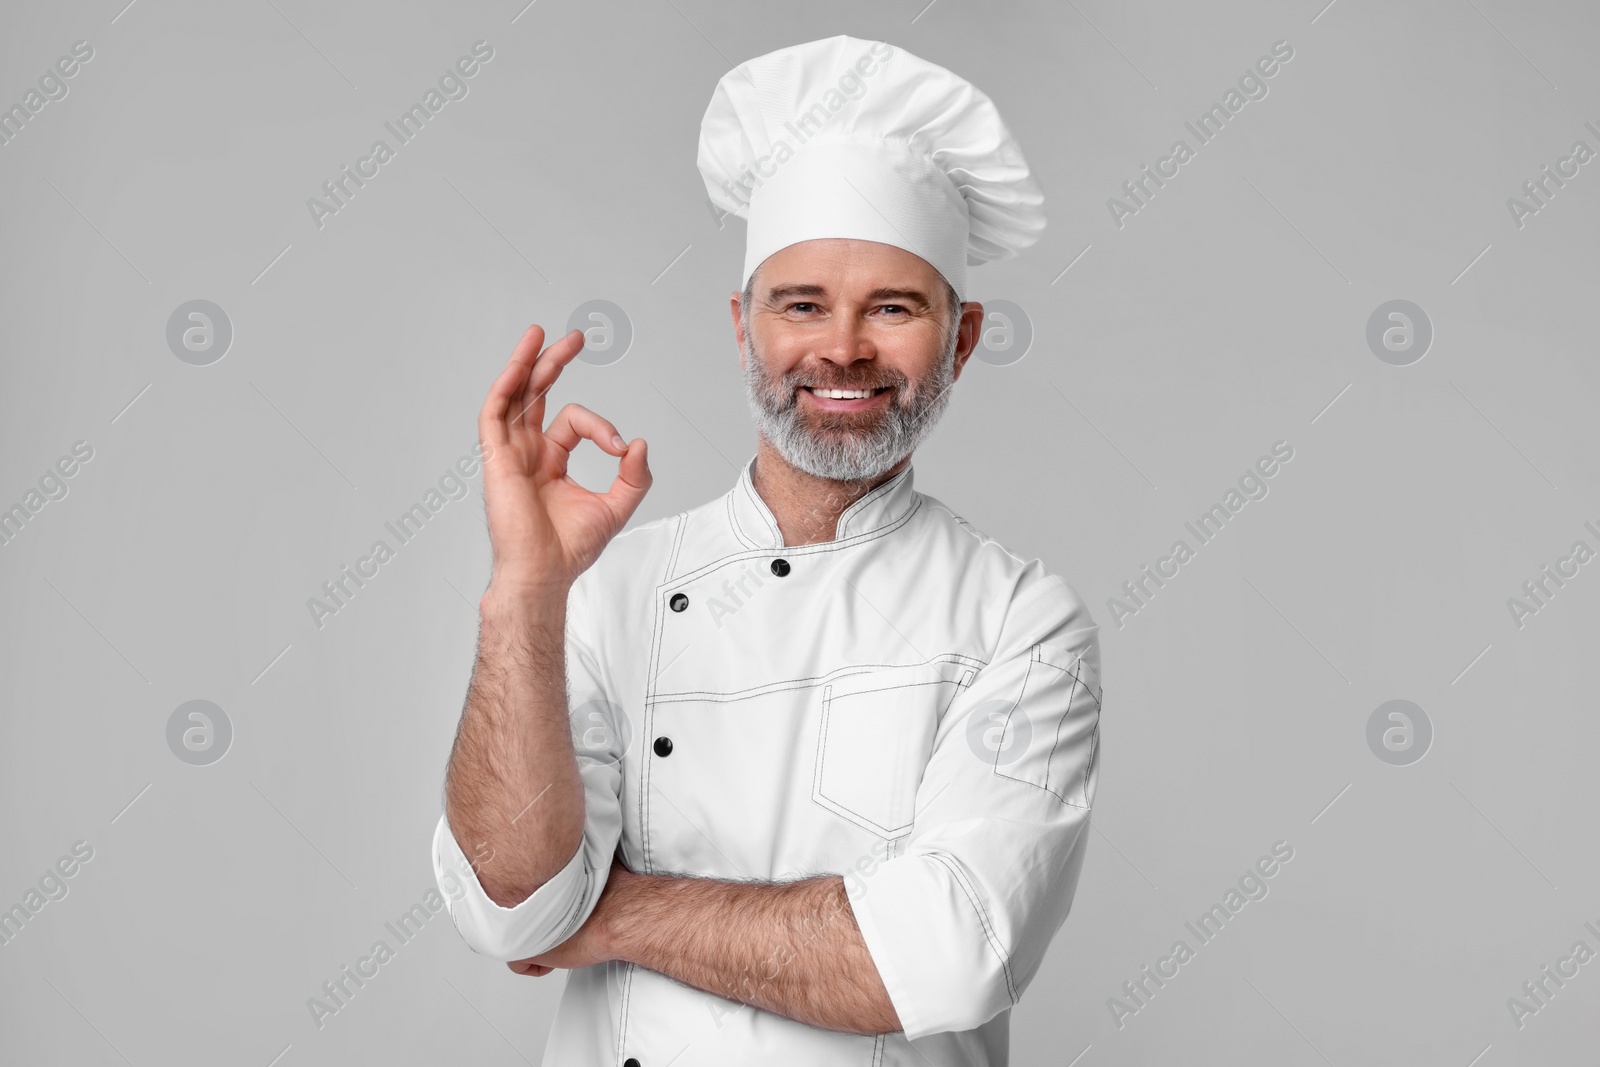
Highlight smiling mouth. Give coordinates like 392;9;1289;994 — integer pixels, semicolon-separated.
801;386;892;400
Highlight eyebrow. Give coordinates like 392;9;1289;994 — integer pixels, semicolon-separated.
764;284;934;311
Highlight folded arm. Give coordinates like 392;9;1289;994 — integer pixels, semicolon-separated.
515;860;901;1035
506;574;1101;1042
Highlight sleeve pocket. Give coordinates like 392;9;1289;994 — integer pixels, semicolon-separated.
993;643;1101;808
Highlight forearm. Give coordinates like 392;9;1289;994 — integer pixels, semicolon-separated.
442;582;585;907
608;871;900;1035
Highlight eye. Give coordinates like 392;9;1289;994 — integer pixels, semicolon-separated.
876;305;909;316
786;302;819;314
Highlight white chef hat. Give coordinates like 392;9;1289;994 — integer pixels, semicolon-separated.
697;34;1045;302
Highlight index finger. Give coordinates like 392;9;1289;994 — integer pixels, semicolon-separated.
479;324;546;452
510;328;586;432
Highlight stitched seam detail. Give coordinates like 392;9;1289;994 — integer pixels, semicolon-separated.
1085;722;1099;808
652;653;986;704
617;961;634;1061
812;676;959;838
672;494;924;589
811;683;833;824
929;851;1018;1005
995;647;1098;809
1042;652;1076;796
836;464;913;539
727;489;760;551
747;469;782;545
550;860;594;945
664;511;689;583
1037;646;1104;709
641;519;687;873
1042;658;1102;807
922;498;1033;569
738;464;784;547
813;682;911;838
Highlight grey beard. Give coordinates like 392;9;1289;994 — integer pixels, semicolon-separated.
741;324;960;482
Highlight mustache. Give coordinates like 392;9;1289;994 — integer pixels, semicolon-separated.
790;376;900;391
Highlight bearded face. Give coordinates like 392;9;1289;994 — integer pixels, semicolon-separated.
737;243;965;482
741;322;959;482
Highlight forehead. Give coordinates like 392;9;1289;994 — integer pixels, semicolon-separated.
756;238;942;295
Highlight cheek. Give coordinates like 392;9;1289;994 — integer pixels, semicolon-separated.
880;338;937;381
880;320;945;357
756;336;808;377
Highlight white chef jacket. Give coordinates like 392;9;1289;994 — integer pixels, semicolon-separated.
431;454;1102;1066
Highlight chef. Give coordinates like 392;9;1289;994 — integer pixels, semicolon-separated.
432;33;1102;1066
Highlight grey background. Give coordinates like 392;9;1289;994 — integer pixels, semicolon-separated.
2;0;1596;1064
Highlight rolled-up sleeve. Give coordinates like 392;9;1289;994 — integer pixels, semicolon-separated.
431;567;626;962
848;574;1102;1040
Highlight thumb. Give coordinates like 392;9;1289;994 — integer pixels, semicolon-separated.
600;438;652;526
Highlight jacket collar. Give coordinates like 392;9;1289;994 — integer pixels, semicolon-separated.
729;453;918;550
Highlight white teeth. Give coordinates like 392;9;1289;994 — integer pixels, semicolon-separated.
809;387;877;399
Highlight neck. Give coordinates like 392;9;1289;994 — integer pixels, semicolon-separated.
750;436;909;547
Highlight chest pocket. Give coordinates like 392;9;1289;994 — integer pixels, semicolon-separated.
811;656;980;839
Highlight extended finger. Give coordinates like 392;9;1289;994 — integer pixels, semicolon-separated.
512;328;587;431
480;324;546;451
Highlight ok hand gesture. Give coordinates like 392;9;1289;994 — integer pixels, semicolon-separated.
478;325;651;594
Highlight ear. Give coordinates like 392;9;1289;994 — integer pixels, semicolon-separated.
729;291;747;370
951;301;985;381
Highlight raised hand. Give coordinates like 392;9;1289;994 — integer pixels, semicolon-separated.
477;325;651;594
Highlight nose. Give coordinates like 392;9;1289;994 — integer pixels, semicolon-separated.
816;309;874;370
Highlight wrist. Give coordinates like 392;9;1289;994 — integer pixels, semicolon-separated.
600;865;651;965
481;575;571;618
